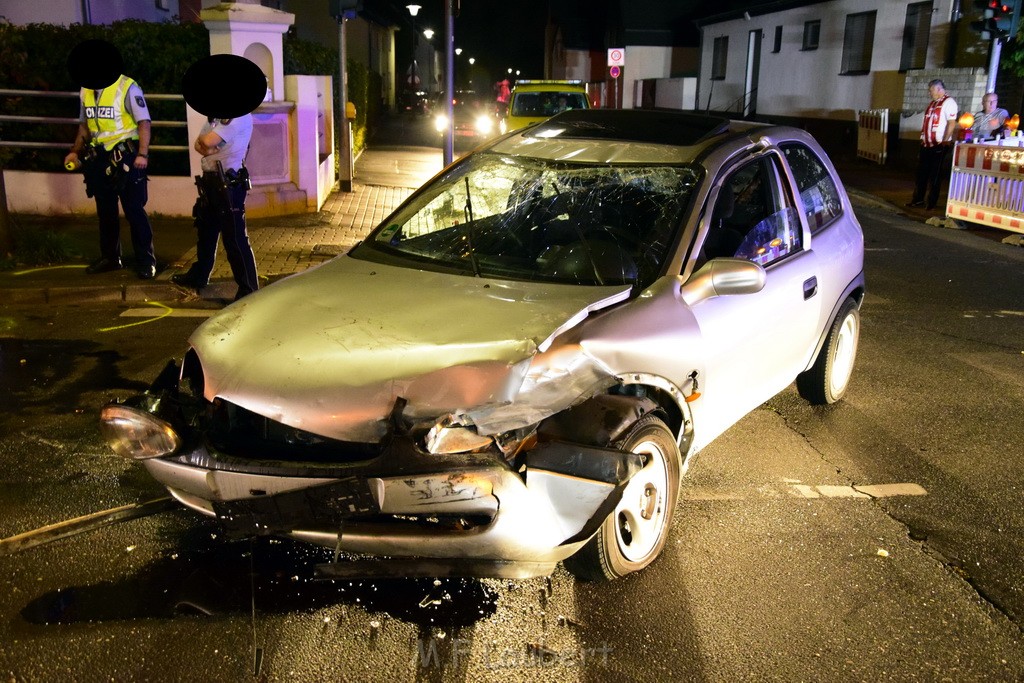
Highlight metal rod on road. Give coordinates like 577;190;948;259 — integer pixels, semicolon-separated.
0;497;177;556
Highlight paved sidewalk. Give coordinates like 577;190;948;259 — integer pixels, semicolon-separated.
0;150;432;305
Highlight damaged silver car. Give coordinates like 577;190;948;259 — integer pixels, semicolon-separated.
100;110;864;581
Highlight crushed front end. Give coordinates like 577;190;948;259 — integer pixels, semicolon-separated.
100;355;657;579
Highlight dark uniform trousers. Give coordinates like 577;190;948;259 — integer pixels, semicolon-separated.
912;144;950;209
88;148;155;268
191;174;259;298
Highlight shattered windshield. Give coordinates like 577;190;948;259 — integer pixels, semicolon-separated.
353;152;701;287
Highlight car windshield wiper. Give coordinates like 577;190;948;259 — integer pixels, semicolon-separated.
464;176;481;277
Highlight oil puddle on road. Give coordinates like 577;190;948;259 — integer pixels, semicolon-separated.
20;528;499;629
0;338;147;415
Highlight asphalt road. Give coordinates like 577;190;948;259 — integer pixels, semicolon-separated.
1;168;1023;680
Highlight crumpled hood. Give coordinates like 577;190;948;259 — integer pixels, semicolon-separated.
189;256;630;442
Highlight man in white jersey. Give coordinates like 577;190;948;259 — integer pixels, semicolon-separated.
908;79;958;210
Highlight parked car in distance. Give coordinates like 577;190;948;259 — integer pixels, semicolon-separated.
100;110;865;582
398;89;430;116
501;79;590;134
432;90;497;143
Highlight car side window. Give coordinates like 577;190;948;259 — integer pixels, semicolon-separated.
781;143;842;232
700;157;802;268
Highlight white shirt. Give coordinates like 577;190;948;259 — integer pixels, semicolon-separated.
198;114;253;172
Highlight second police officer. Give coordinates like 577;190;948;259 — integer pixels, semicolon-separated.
173;54;267;301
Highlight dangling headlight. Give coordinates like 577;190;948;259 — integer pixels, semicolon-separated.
99;404;181;460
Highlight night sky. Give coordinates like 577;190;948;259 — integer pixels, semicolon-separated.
401;0;762;89
409;0;550;84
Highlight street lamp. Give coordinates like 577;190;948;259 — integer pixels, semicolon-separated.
422;29;435;94
407;5;421;94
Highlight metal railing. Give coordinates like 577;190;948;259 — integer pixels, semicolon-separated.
0;88;188;152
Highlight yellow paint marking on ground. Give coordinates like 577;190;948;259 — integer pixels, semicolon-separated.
119;308;216;318
98;301;174;332
9;264;87;275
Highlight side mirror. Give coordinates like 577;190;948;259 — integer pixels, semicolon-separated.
680;257;766;306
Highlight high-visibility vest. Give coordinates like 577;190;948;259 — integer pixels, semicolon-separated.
82;75;139;150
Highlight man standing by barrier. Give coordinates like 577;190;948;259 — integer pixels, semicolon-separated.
63;39;157;279
908;79;959;211
172;55;266;302
971;92;1009;142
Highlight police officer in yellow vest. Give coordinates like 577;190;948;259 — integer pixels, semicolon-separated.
63;39;157;279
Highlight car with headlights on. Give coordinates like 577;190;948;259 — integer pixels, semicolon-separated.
501;79;590;134
433;90;496;143
100;109;864;581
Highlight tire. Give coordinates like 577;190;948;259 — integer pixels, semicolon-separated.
563;415;681;581
797;297;860;405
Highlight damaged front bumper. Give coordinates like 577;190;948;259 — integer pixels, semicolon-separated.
102;384;643;579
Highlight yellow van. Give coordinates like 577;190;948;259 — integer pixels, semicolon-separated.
501;80;590;133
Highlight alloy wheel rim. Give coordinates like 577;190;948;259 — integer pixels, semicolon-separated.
615;438;670;562
830;313;859;396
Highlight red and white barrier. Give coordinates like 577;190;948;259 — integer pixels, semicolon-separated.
946;141;1024;235
857;109;888;165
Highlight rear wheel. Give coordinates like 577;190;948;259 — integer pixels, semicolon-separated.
797;297;860;405
563;415;681;581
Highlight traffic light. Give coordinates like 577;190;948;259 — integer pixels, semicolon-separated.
996;0;1022;39
971;0;1022;41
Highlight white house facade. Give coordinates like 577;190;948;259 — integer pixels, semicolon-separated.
696;0;992;160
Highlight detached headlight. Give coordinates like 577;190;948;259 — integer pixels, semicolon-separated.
433;114;448;132
475;115;494;135
425;417;493;455
99;404;181;460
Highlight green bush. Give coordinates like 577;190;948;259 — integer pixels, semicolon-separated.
0;21;207;175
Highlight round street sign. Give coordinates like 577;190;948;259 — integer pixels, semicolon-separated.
610;65;621;79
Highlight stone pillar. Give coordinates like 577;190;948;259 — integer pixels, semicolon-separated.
200;0;295;103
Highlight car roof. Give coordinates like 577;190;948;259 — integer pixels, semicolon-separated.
488;109;773;164
511;80;587;93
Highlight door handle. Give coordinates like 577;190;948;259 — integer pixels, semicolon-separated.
803;276;818;300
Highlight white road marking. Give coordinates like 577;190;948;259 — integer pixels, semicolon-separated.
119;308;217;318
682;481;928;502
854;483;928;498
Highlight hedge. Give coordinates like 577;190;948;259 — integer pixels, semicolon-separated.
0;20;376;176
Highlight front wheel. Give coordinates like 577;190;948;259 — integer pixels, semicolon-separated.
563;415;681;581
797;297;860;405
